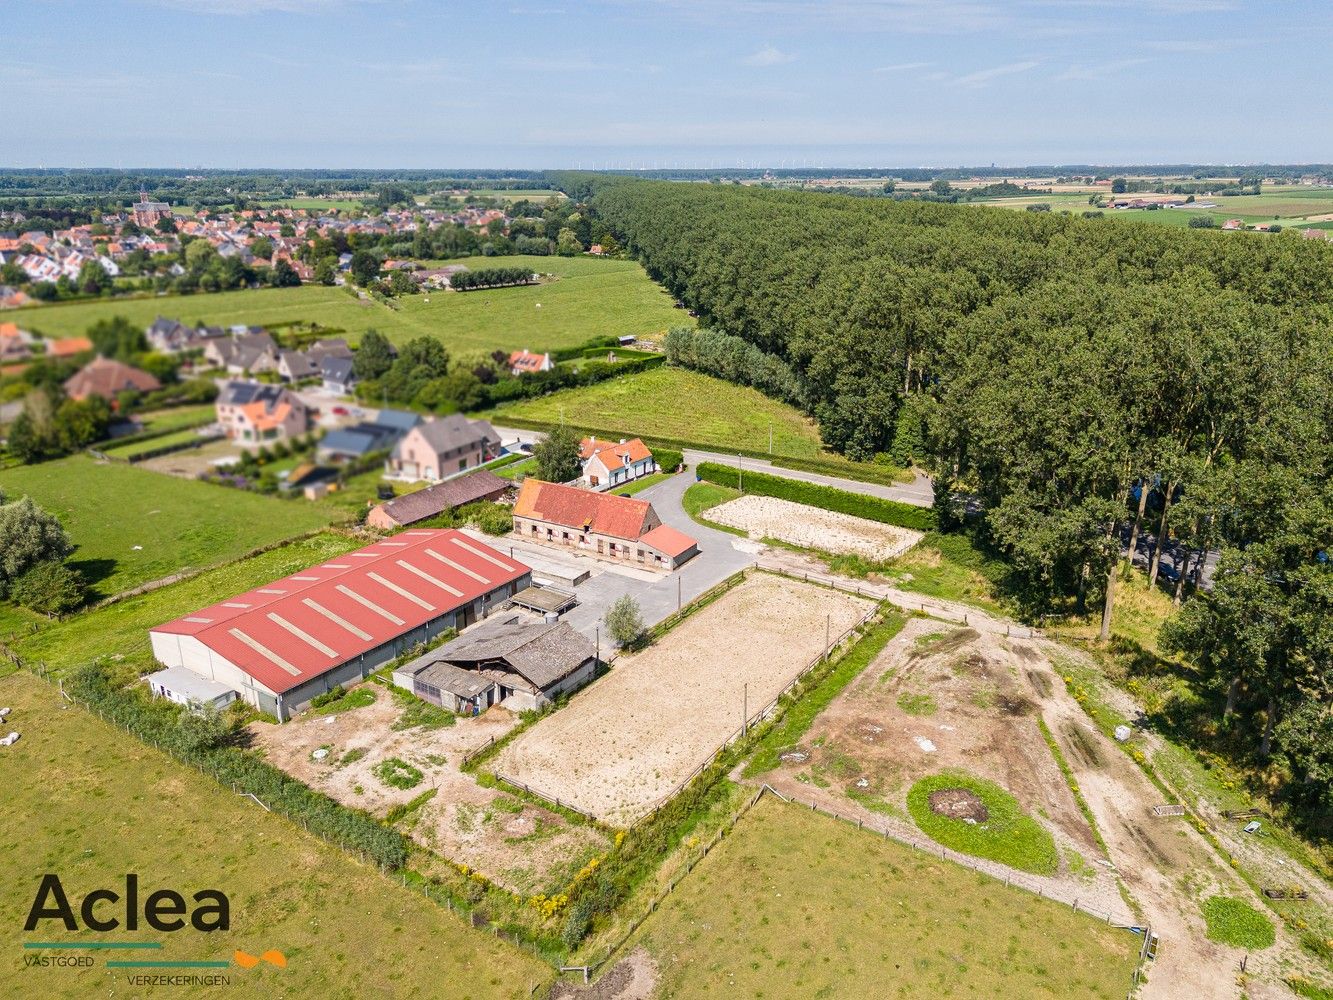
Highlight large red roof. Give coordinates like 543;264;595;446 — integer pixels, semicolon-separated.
513;479;652;540
639;524;697;558
152;529;529;695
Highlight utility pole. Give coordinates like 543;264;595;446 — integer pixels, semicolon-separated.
595;625;600;667
677;575;682;612
769;422;773;454
737;453;743;493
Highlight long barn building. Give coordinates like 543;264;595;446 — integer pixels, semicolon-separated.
149;529;531;720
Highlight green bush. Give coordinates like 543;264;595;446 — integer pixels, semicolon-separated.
312;686;376;715
385;788;437;825
906;771;1058;875
1201;896;1275;949
696;461;936;532
372;757;424;790
654;447;683;473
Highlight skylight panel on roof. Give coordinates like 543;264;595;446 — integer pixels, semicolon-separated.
396;560;464;597
335;584;406;625
267;613;338;659
228;628;301;676
222;602;252;608
184;616;213;624
291;575;320;581
426;548;490;584
257;588;287;595
367;572;436;611
302;598;372;641
449;536;516;572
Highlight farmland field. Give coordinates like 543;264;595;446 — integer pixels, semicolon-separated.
620;793;1138;999
0;455;341;599
11;533;359;674
100;426;216;460
0;670;551;999
11;255;685;355
495;574;875;824
489;367;829;458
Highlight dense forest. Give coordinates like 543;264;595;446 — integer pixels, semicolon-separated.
557;174;1333;820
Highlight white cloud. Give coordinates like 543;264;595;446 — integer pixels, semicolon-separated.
742;45;796;67
1055;57;1149;81
951;60;1039;87
872;61;932;74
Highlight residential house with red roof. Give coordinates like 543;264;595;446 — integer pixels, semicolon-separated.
579;436;657;491
63;356;162;404
512;479;698;570
508;349;554;376
147;529;532;719
215;380;309;445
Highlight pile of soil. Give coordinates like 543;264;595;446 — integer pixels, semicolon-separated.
929;787;989;823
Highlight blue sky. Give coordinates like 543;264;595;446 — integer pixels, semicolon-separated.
5;1;1330;168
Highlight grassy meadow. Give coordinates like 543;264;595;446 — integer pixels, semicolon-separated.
0;670;551;999
11;533;359;674
0;456;340;600
624;794;1138;999
12;255;686;356
488;367;829;458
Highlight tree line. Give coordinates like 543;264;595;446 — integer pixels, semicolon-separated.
558;174;1333;816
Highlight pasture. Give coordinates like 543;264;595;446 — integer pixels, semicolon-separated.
495;574;875;824
0;455;340;599
706;494;922;560
11;255;685;355
11;533;359;674
488;367;829;459
0;670;551;999
620;793;1139;999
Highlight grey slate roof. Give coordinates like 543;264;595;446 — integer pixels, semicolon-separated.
415;661;494;699
373;470;509;526
321;356;355;384
373;408;421;433
412;413;500;455
425;614;594;690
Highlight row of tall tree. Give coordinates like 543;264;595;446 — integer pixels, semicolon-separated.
562;175;1332;811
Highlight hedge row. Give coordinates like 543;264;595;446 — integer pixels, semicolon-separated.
695;461;937;532
66;662;409;870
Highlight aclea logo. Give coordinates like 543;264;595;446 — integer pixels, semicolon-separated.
23;874;230;933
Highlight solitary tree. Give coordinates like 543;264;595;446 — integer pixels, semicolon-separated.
0;496;74;595
533;424;583;483
604;595;644;647
11;560;86;616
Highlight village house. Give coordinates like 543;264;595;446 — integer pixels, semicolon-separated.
392;614;595;715
147;529;532;720
386;413;501;482
215;380;309;445
63;356;161;404
580;436;656;491
320;356;356;394
316;408;420;463
366;469;511;531
508;349;554;375
0;322;36;364
277;349;321;382
45;336;93;359
512;478;699;570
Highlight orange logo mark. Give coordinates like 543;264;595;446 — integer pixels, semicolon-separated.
234;949;287;969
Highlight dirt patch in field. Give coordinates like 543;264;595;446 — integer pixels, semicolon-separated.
496;574;876;824
550;948;658;1000
929;787;989;823
706;494;922;561
248;685;608;892
765;617;1109;896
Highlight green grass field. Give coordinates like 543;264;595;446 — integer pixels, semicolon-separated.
0;670;550;999
12;533;359;675
132;405;217;435
12;255;685;356
625;795;1137;999
488;367;828;458
100;427;213;460
0;456;340;599
259;197;366;212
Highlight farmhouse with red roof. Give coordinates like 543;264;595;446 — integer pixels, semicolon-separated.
147;529;532;719
512;479;698;570
579;436;657;491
